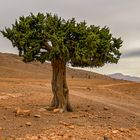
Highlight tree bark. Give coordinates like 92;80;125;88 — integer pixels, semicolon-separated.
49;59;73;112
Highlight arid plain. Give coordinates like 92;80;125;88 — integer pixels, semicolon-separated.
0;53;140;140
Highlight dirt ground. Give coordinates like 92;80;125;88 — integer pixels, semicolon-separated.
0;53;140;140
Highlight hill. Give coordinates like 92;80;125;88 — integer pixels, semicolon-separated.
0;52;111;80
0;52;140;140
109;73;140;83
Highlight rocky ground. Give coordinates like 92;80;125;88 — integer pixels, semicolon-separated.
0;53;140;140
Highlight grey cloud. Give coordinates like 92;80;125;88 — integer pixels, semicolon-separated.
122;49;140;58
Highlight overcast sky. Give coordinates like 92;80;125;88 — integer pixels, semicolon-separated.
0;0;140;76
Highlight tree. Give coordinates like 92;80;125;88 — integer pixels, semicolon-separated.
0;13;123;112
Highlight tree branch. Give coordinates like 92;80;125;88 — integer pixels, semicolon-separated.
42;41;52;51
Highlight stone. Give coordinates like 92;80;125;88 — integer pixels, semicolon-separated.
130;127;137;131
104;106;109;111
112;130;119;134
119;128;125;132
49;132;55;137
38;108;46;112
25;122;32;126
53;108;60;113
14;107;31;116
34;114;41;118
68;125;75;129
59;121;69;126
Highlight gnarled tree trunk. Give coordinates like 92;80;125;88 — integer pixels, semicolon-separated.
48;59;73;112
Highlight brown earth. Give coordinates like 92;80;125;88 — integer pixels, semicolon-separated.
0;53;140;140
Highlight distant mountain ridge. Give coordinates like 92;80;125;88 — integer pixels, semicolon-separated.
108;73;140;83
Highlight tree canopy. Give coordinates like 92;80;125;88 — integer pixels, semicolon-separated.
1;12;123;67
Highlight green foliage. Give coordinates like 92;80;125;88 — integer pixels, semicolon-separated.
1;12;123;67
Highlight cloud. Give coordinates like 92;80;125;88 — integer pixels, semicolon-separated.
122;49;140;58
